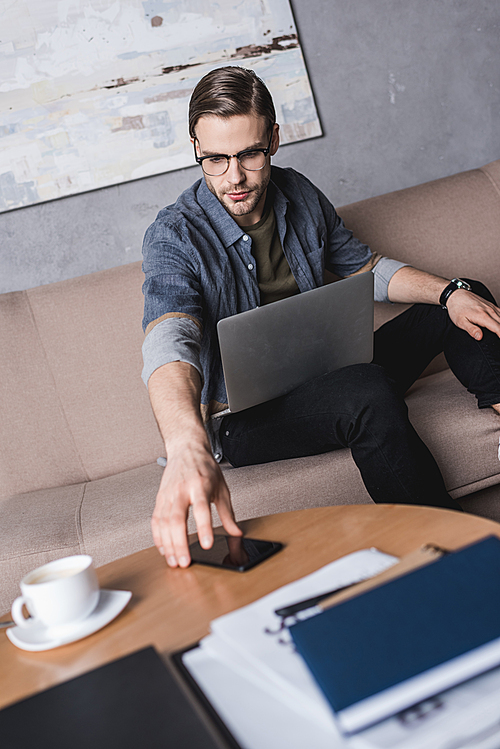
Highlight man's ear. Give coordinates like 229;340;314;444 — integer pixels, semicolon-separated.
191;137;200;157
270;123;280;156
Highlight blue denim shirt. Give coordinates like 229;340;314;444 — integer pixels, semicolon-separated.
142;166;405;431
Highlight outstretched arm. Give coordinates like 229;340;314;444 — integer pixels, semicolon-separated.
387;266;500;340
148;361;241;568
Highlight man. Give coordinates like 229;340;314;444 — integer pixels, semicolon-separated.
142;66;500;568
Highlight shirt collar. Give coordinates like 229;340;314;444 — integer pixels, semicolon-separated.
269;174;288;217
197;179;244;249
196;168;289;249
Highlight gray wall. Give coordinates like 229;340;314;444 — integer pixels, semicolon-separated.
1;0;499;294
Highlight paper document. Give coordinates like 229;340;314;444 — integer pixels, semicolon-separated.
208;549;398;722
181;546;500;749
183;645;345;749
290;536;500;734
350;665;500;749
183;647;500;749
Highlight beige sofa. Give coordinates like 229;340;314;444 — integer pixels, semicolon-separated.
2;159;500;613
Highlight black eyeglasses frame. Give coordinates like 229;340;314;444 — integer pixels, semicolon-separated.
193;128;274;176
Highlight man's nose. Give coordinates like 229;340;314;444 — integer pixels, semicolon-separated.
225;156;245;183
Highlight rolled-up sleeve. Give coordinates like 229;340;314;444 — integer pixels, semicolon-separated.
141;317;203;386
142;217;207;386
372;256;408;303
142;217;204;330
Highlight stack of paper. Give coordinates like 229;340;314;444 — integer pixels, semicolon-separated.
182;539;500;749
184;647;500;749
184;548;398;747
208;549;397;723
290;536;500;733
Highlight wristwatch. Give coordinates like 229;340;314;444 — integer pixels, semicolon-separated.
439;278;471;309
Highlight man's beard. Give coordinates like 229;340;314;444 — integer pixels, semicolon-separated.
206;173;270;220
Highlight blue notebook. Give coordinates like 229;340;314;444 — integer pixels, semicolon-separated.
290;535;500;734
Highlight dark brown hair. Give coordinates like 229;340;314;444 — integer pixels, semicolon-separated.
189;66;276;138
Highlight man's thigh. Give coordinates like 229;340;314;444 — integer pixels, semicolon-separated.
220;362;396;467
373;303;450;395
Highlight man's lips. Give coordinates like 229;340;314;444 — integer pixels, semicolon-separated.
226;191;249;202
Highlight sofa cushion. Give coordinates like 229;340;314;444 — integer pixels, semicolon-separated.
26;263;165;482
0;465;163;614
460;483;500;522
0;484;85;614
0;292;88;499
406;369;500;497
81;463;161;566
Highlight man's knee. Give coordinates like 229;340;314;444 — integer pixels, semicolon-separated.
334;363;404;417
330;363;408;446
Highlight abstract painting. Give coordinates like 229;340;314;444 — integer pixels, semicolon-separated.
0;0;321;212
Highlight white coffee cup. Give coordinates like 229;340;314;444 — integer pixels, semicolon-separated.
11;555;100;631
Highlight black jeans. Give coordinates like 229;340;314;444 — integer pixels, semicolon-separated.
220;280;500;511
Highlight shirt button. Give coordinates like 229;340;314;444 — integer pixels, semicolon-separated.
242;234;249;242
248;263;254;271
214;452;221;461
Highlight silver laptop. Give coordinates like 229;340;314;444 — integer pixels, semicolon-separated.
217;272;374;413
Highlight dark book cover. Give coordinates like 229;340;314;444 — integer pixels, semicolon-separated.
0;646;236;748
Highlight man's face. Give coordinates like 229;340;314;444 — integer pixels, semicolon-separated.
193;114;279;227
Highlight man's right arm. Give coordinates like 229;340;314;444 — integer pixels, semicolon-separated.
148;361;241;567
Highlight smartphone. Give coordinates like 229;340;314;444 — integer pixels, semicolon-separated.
189;535;283;572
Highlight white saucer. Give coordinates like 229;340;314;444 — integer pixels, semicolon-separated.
6;589;132;652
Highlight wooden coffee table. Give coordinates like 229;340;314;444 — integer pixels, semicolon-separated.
2;504;500;711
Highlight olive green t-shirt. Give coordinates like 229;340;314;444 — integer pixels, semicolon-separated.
246;202;299;306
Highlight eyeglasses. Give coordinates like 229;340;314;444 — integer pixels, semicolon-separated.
193;129;274;177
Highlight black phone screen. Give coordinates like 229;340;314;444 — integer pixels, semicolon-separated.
188;536;283;571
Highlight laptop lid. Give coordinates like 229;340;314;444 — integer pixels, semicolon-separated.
217;272;374;413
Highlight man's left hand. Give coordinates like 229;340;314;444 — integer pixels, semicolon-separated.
446;289;500;340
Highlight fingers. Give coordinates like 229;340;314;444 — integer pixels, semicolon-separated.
210;469;242;537
460;319;484;341
154;483;196;568
151;469;189;567
471;300;500;338
168;478;215;567
168;500;193;567
152;452;237;569
226;536;249;566
151;513;164;554
447;292;500;340
485;311;500;338
151;472;169;555
151;487;178;566
217;492;243;537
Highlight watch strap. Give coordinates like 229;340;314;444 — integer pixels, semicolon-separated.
439;278;471;309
